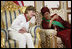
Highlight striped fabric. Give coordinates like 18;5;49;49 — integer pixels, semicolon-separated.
5;40;19;48
34;26;41;48
1;29;8;43
1;9;22;48
29;26;41;48
1;10;22;31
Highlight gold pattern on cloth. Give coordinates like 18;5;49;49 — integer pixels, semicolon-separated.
39;29;57;48
2;1;20;11
36;28;41;48
1;32;5;48
20;6;27;13
46;30;57;48
1;1;27;13
1;18;5;29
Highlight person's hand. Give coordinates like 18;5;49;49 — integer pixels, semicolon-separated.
29;22;35;27
54;26;57;31
21;27;26;31
48;20;53;28
49;14;58;28
53;25;57;31
19;27;27;34
51;14;59;21
54;14;59;19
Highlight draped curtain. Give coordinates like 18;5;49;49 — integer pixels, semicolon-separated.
13;1;24;6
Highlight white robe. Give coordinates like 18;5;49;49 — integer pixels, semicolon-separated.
8;14;35;48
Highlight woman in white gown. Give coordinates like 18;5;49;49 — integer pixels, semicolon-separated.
8;6;36;48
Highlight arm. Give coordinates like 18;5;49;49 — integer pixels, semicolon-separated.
49;14;58;28
29;16;36;27
19;16;36;33
9;14;27;32
9;15;24;31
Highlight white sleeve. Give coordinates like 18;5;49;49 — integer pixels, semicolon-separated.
20;21;29;32
29;16;35;24
20;17;36;32
9;14;26;31
20;16;36;32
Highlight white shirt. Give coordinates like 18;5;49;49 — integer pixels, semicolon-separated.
8;14;35;32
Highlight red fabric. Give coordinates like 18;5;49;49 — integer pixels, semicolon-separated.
41;7;50;15
57;29;71;48
13;1;20;6
21;1;24;6
42;14;71;48
42;20;54;29
13;1;24;7
51;14;71;32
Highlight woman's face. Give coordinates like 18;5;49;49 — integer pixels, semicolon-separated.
44;12;50;19
28;10;36;17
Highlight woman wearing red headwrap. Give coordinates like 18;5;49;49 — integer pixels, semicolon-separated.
41;7;71;48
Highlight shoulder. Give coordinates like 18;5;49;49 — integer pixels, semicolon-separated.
18;14;24;17
16;14;25;19
51;14;59;19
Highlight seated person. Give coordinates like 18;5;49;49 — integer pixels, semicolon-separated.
8;6;36;48
41;7;71;48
